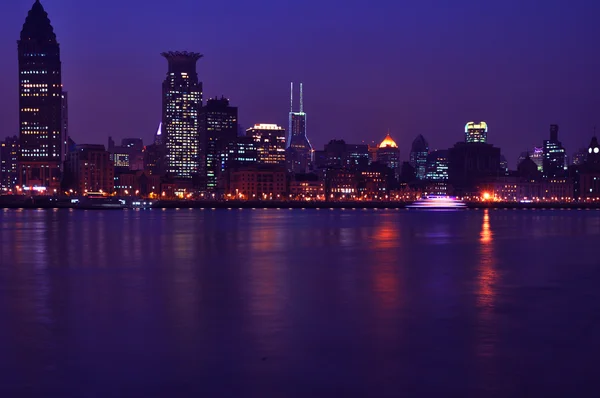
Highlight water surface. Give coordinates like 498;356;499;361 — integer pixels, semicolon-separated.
1;208;599;397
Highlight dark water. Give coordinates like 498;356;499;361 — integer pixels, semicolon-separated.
1;208;600;397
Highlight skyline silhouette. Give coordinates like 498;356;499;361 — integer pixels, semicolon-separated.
1;0;600;167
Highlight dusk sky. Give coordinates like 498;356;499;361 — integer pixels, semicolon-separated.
1;0;600;166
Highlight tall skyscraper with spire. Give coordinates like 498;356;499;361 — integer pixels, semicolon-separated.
286;83;313;173
17;0;63;190
161;51;203;179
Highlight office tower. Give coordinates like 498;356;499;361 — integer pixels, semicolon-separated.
519;147;544;171
1;136;19;191
154;122;163;145
199;97;238;191
161;51;203;179
61;91;68;167
425;150;449;181
286;83;312;173
18;0;63;190
227;136;258;168
465;121;488;143
409;134;429;180
64;145;114;193
543;124;566;179
376;132;400;174
247;124;286;165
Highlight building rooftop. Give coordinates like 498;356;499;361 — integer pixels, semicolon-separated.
379;133;398;148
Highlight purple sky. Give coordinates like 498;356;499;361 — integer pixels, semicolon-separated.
1;0;600;167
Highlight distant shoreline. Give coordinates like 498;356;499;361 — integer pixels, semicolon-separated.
2;200;600;210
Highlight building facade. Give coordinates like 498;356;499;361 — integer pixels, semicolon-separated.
226;165;287;199
199;97;238;191
409;134;429;180
287;83;312;173
247;124;286;165
64;145;114;193
465;121;488;143
543;124;566;179
1;136;19;192
18;0;64;190
161;51;203;179
376;133;400;175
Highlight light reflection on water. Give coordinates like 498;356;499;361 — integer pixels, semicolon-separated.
1;209;600;396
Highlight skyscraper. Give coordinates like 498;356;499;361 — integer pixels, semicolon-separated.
247;124;286;165
409;135;429;180
18;0;63;190
543;124;566;179
286;83;313;173
465;121;488;143
199;97;238;191
161;51;203;179
376;132;400;174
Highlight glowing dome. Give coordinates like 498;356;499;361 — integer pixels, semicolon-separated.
379;133;398;148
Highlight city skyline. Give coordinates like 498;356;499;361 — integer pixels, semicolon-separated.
1;1;600;167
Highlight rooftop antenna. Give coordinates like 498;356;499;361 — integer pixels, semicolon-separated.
290;82;294;112
300;83;304;113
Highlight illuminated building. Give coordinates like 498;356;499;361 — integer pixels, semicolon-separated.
64;145;114;193
227;136;258;167
542;124;566;179
358;171;387;197
518;147;544;171
226;165;287;199
114;171;161;197
18;0;63;190
376;132;400;175
572;148;587;166
289;174;324;199
143;143;166;176
409;135;429;180
465;121;488;143
247;124;286;165
286;83;313;173
199;97;238;191
61;91;68;166
426;150;449;181
324;169;357;198
578;136;600;199
161;51;203;179
1;136;19;192
108;137;144;173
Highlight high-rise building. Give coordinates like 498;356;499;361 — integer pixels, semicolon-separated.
247;124;286;165
199;97;238;191
227;136;258;168
465;121;488;143
1;136;19;192
572;148;588;166
519;147;544;171
161;51;203;179
376;132;400;174
18;0;63;190
286;83;312;173
409;134;429;180
543;124;567;179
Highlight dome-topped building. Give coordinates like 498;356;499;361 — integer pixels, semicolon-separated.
376;131;400;175
379;133;398;148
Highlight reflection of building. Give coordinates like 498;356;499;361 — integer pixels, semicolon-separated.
1;136;19;191
64;145;114;193
409;135;429;180
465;121;488;143
247;124;286;165
543;124;566;179
376;132;400;175
161;51;203;179
226;165;287;199
200;96;238;191
286;83;312;173
18;1;63;190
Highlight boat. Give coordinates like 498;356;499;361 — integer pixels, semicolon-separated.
407;195;467;209
74;193;126;210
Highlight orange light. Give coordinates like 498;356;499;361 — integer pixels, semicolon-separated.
482;192;491;200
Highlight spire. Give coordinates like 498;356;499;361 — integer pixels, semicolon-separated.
300;83;304;113
20;0;57;42
290;82;293;112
